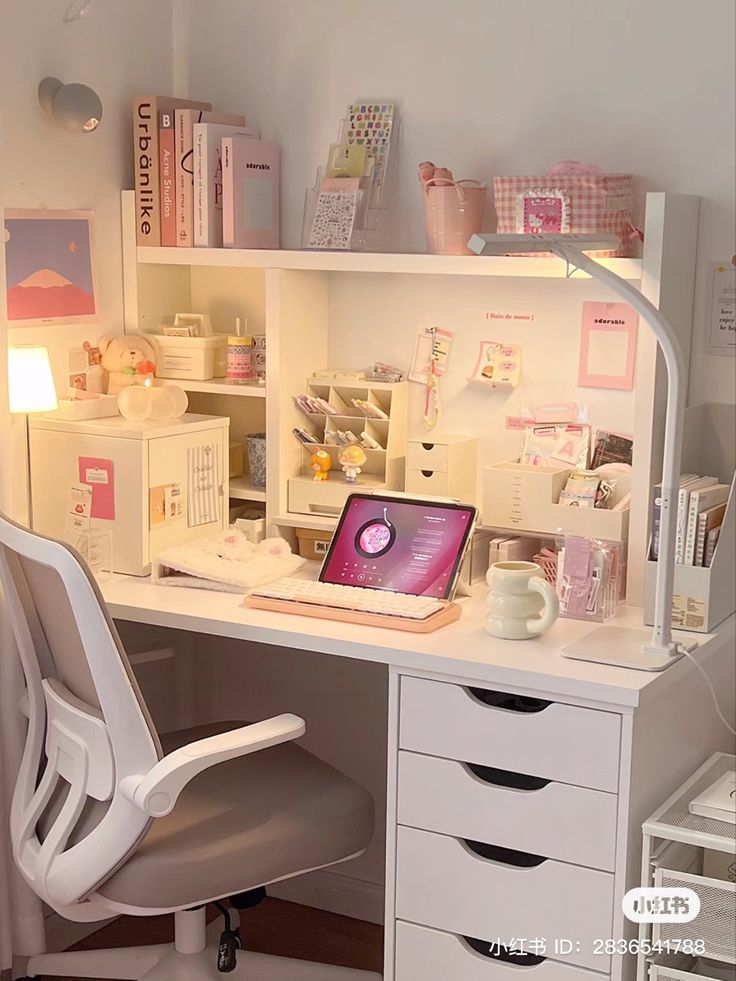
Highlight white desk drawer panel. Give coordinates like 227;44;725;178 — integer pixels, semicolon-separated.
396;827;613;973
397;751;617;871
399;677;620;793
395;921;608;981
406;440;450;472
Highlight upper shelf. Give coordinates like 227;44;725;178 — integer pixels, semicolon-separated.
137;245;643;280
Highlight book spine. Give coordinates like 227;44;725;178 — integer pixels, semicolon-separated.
694;512;708;567
133;97;161;246
175;109;194;246
650;483;663;560
683;492;701;565
222;138;235;247
193;126;207;246
675;486;690;563
159;111;176;247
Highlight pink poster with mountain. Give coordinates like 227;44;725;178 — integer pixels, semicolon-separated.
4;209;97;324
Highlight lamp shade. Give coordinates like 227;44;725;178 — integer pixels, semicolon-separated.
8;346;58;413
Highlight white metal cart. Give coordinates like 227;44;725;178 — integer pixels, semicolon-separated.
637;753;736;981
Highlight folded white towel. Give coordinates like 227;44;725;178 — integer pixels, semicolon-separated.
152;529;304;592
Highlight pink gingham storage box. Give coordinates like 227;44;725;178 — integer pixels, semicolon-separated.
493;173;634;256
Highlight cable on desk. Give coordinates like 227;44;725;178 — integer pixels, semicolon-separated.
683;649;736;737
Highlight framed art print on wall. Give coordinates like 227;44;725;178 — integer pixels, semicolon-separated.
3;208;97;325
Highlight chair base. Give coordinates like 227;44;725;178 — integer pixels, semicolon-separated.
26;907;381;980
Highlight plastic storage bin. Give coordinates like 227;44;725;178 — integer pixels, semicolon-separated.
152;334;227;381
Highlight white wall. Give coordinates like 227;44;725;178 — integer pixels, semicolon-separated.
183;0;736;406
0;0;175;520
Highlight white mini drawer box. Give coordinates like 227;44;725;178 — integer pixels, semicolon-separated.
395;922;605;981
397;751;618;871
395;827;613;973
399;677;621;793
405;434;477;504
30;414;229;577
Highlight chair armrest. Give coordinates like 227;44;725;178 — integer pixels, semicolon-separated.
121;714;306;817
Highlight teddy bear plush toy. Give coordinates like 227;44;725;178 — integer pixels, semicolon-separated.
96;334;157;396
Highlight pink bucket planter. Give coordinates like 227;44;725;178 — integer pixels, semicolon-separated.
423;179;487;255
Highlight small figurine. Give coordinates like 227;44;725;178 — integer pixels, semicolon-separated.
338;445;367;483
310;449;332;481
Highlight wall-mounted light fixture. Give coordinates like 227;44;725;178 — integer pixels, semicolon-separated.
38;77;102;133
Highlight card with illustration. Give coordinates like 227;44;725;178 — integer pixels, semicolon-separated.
515;189;569;235
4;209;97;324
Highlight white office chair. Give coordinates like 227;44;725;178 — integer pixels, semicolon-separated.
0;513;378;980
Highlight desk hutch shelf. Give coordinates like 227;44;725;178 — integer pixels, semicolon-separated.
121;190;700;604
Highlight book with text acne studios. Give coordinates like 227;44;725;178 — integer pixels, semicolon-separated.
133;96;210;246
193;122;259;247
158;111;176;247
222;136;280;249
174;110;245;247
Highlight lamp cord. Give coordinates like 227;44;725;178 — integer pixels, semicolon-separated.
682;648;736;737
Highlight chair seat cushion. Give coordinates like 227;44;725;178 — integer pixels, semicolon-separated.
94;722;374;911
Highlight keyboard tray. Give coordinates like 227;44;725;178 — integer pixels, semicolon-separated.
244;595;462;632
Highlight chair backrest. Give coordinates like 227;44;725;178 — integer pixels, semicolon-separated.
0;512;162;913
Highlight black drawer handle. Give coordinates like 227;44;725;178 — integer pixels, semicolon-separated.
421;469;434;477
465;762;550;790
463;936;546;966
464;839;546;867
421;442;435;451
468;687;551;713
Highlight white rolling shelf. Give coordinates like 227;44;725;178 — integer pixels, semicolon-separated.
637;753;736;981
121;189;699;607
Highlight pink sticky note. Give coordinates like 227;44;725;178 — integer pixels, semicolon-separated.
78;457;115;520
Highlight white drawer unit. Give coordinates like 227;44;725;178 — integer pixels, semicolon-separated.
395;921;607;981
405;433;477;505
395;826;614;973
397;751;618;871
399;677;621;793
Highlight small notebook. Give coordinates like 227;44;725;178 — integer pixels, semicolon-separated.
689;771;736;824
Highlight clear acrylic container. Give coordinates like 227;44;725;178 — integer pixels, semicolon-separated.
302;109;400;252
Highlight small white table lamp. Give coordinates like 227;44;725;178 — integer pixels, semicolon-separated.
468;233;698;672
8;346;58;526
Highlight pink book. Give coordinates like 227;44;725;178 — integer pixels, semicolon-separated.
222;136;280;249
159;110;176;247
174;110;245;247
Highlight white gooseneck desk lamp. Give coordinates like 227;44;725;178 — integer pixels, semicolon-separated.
468;232;697;672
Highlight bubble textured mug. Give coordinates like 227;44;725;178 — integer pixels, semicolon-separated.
485;561;559;640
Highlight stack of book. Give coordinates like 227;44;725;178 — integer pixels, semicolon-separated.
650;473;732;567
132;95;279;250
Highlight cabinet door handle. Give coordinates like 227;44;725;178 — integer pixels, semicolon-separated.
464;762;550;791
421;442;435;451
463;839;547;867
463;936;546;966
467;686;551;713
420;469;434;477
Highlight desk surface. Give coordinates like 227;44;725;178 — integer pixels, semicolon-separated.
100;575;732;710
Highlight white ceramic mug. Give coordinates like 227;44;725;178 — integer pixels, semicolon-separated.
485;561;559;640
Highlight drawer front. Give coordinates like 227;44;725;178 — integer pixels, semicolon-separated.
405;468;452;496
407;440;450;472
395;921;608;981
287;476;355;516
396;827;613;973
397;751;617;871
399;677;621;793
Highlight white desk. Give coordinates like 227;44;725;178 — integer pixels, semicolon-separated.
102;576;736;981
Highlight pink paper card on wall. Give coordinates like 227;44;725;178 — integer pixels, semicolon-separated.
78;457;115;520
578;301;638;390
